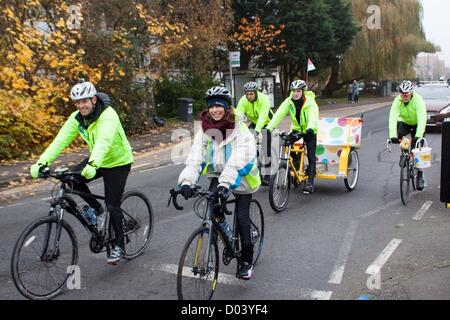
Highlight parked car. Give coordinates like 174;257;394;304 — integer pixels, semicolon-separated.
414;84;450;131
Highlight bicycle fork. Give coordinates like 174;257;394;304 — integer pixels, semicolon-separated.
41;205;65;262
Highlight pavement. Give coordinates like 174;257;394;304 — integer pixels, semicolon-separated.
0;96;394;204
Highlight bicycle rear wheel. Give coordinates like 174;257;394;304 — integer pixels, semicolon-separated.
121;191;154;259
344;149;360;191
269;160;291;213
400;155;411;205
177;226;219;300
11;216;78;300
249;200;264;265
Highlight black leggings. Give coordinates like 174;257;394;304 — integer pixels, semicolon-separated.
71;158;131;249
209;178;254;264
291;133;317;184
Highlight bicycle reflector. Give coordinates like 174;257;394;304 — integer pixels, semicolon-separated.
441;120;450;208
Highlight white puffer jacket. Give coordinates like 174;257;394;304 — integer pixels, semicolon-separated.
178;117;259;194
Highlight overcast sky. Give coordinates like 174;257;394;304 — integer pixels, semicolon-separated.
420;0;450;65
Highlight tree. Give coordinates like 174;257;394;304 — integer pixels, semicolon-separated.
256;0;338;96
0;0;100;159
321;0;360;96
160;0;233;77
339;0;437;83
232;16;286;70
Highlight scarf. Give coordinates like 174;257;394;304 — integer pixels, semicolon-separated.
200;110;235;142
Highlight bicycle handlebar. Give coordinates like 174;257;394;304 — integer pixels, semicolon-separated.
279;132;305;145
168;186;232;215
38;167;82;182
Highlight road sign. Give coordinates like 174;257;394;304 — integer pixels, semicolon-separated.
230;51;240;68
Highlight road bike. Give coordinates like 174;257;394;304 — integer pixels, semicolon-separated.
168;186;264;300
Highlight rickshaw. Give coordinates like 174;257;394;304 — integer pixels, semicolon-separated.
269;116;363;212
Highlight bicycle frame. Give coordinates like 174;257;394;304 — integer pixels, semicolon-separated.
43;179;110;260
278;138;308;185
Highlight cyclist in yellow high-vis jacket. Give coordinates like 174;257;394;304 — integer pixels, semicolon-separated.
30;81;134;264
267;80;319;194
236;82;273;185
389;80;427;190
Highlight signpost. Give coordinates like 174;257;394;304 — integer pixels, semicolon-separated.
229;51;240;105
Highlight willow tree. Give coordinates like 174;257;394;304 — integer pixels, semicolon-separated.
339;0;437;84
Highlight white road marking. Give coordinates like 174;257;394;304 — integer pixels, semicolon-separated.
329;220;359;284
366;239;402;275
158;263;244;286
310;290;333;300
412;201;433;221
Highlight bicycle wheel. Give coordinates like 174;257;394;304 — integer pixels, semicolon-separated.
249;200;264;265
177;227;219;300
410;157;418;191
400;155;411;205
269;160;291;213
344;149;360;191
11;216;78;300
121;191;154;259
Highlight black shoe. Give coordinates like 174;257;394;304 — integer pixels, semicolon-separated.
261;176;270;186
303;182;314;194
238;262;253;280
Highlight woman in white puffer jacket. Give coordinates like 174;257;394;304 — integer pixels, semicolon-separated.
177;86;261;280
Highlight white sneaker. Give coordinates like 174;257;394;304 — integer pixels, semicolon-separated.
107;246;124;265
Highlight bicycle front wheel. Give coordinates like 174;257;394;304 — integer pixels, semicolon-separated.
249;200;264;265
121;191;154;259
177;227;219;300
400;155;411;205
11;216;78;300
269;160;291;213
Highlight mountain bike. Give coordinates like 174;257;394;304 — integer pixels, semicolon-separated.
11;166;154;300
168;186;264;300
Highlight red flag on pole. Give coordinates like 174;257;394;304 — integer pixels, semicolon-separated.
307;58;316;72
306;58;316;83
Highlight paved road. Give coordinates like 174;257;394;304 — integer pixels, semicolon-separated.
1;105;449;300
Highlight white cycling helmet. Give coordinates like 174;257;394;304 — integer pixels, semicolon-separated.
70;81;97;101
398;80;414;94
243;81;258;93
290;79;307;91
205;86;232;104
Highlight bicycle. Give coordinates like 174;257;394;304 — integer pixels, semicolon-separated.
168;186;264;300
269;131;360;213
387;137;424;205
11;166;154;300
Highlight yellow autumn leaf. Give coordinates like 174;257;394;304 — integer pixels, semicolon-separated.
49;59;58;68
3;8;14;19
